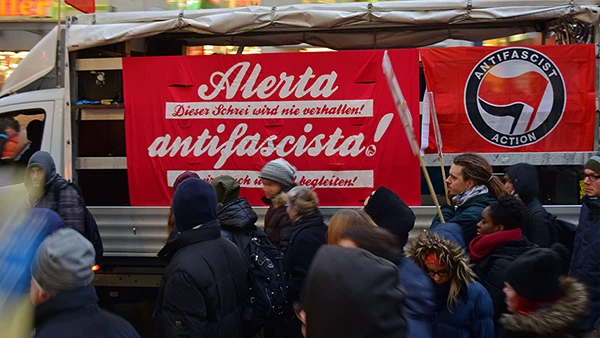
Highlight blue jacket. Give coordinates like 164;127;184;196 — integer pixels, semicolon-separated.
34;285;139;338
398;257;435;338
408;223;494;338
569;195;600;332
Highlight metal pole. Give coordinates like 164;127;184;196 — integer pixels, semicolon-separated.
56;0;62;88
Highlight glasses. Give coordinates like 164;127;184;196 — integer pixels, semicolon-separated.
426;268;449;278
583;173;600;182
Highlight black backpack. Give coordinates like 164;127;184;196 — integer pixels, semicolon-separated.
53;182;104;263
230;228;287;328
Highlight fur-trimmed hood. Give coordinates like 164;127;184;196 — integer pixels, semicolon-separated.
500;277;588;337
406;231;476;286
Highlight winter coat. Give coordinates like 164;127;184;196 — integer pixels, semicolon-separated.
25;151;85;234
569;195;600;332
505;164;559;247
154;220;249;338
218;197;259;241
407;226;495;338
498;277;589;338
431;194;496;245
284;211;328;307
34;285;139;338
398;256;436;338
472;237;538;320
263;190;292;253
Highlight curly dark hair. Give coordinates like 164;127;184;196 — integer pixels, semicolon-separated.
488;193;528;230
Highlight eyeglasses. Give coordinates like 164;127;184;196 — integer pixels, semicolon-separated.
426;268;449;278
583;173;600;182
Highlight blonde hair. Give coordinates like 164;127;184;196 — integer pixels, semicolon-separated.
328;209;377;245
287;186;319;216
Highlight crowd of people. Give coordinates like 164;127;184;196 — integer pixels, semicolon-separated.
2;150;599;338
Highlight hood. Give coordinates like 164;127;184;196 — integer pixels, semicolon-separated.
505;163;539;204
35;285;98;327
429;223;466;249
304;246;407;338
217;197;258;232
25;151;58;190
211;175;241;208
500;277;588;336
406;230;475;286
364;186;415;249
583;195;600;215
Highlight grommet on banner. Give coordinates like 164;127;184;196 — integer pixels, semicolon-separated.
367;3;373;22
270;6;276;26
177;10;184;29
466;0;472;19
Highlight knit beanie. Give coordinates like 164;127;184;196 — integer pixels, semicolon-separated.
504;244;569;301
172;178;218;231
173;171;200;191
31;228;95;296
260;158;296;187
364;186;415;249
585;153;600;175
210;175;240;208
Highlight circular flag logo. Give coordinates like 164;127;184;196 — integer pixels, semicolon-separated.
464;47;566;148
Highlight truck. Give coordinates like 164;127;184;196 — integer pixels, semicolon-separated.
0;0;597;332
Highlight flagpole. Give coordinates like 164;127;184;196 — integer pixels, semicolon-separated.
382;51;445;223
56;0;62;89
427;92;451;205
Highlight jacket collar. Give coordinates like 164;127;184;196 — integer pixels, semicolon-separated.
35;285;98;327
158;220;221;263
500;277;588;336
583;194;600;215
289;211;325;243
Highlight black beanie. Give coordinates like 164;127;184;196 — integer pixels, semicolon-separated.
504;244;568;301
364;186;415;249
172;178;218;231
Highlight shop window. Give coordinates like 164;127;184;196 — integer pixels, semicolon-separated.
0;110;45;187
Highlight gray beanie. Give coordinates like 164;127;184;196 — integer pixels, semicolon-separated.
31;228;95;296
260;158;296;187
585;153;600;175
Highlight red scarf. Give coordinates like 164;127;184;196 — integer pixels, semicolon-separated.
469;228;523;261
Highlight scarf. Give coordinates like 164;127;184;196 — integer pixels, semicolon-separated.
469;228;523;261
452;185;489;206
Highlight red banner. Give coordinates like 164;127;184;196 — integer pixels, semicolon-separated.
122;51;421;207
421;45;596;153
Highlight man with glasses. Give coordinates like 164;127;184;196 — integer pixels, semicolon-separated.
569;153;600;335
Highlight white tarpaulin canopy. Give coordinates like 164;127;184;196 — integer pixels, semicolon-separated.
65;0;600;51
2;0;599;96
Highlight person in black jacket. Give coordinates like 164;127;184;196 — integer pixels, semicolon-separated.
504;163;560;247
154;178;248;338
300;245;407;338
30;228;139;338
468;194;538;324
282;186;327;338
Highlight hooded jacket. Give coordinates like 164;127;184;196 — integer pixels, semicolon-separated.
263;188;293;253
25;151;85;234
303;246;408;338
154;179;249;338
218;197;259;241
498;277;589;338
471;236;538;320
407;225;495;338
431;194;496;245
505;164;559;247
569;195;600;332
364;186;435;338
34;285;139;338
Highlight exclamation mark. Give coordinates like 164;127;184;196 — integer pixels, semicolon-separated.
374;113;394;142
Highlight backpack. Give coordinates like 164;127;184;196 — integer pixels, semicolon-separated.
53;182;104;263
230;228;287;328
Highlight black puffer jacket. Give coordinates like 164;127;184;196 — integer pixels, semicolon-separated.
218;197;258;240
472;237;538;319
154;221;249;338
505;164;558;247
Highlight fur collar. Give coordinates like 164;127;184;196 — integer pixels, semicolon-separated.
406;232;476;285
500;277;588;336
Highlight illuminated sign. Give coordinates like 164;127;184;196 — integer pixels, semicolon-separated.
0;0;53;17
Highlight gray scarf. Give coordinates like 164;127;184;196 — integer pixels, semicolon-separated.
452;185;489;206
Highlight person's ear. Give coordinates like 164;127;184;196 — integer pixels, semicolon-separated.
497;225;505;232
466;179;476;190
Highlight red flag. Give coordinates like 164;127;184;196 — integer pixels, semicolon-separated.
66;0;95;14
